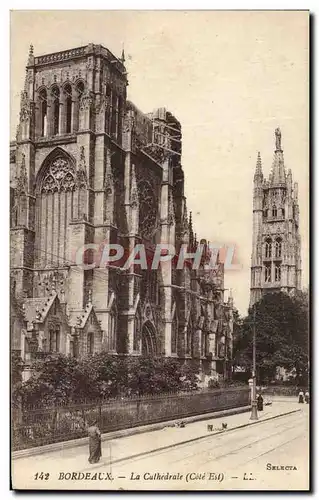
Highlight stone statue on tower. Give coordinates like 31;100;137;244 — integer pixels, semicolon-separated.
275;127;282;151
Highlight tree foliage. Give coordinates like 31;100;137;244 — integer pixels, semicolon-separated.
233;291;309;385
18;353;200;406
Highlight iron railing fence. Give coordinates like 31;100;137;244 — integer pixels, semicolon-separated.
12;387;250;451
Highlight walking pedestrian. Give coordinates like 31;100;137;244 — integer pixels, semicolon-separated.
305;391;310;404
298;389;305;403
257;393;264;411
87;419;102;464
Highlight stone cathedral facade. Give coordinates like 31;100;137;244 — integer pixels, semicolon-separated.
250;128;302;307
10;43;234;381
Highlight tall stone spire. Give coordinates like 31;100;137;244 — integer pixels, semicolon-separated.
254;151;263;181
269;127;286;186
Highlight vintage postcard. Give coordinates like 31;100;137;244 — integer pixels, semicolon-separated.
10;10;309;491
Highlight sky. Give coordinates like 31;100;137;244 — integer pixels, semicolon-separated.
10;10;309;315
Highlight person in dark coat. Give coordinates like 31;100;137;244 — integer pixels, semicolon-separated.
88;420;102;464
298;390;305;403
257;394;264;411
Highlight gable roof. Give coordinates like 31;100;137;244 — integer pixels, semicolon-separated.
23;292;57;328
68;303;99;329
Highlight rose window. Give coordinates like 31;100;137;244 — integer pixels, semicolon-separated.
41;157;75;193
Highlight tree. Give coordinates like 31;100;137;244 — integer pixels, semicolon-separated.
22;354;80;405
233;292;309;385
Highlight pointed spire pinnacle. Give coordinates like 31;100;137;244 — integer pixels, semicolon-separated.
189;211;193;232
27;43;34;65
189;211;194;246
254;151;263;181
121;43;125;63
23;68;29;92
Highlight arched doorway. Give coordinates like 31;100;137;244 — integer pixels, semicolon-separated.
141;321;157;357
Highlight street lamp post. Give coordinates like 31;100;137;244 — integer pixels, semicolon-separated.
250;304;258;420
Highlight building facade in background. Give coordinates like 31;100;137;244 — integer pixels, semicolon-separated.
10;43;234;381
250;128;302;307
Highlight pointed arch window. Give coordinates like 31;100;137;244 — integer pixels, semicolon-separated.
73;81;84;132
265;238;272;258
35;152;77;267
275;238;282;258
87;332;94;355
49;326;60;352
39;89;47;137
264;264;271;283
51;86;60;136
275;264;281;282
105;85;112;135
111;92;118;139
64;84;72;134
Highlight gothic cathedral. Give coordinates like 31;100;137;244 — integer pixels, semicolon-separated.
10;43;234;381
250;128;302;307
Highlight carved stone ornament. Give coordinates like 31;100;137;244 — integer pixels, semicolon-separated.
138;180;158;239
79;88;94;111
123;113;135;134
95;94;108;115
16;154;28;195
182;203;188;233
19;91;31;123
41;157;76;193
86;58;95;72
130;185;138;209
77;146;88;188
167;191;175;226
104;171;114;196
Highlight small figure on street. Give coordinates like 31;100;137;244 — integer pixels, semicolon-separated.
88;419;102;464
257;394;264;411
305;391;310;404
298;390;305;403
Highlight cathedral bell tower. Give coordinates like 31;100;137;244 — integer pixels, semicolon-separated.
250;128;302;307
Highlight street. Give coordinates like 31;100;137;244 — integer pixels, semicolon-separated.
12;401;309;490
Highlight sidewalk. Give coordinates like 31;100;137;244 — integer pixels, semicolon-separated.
93;401;301;467
12;401;302;473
